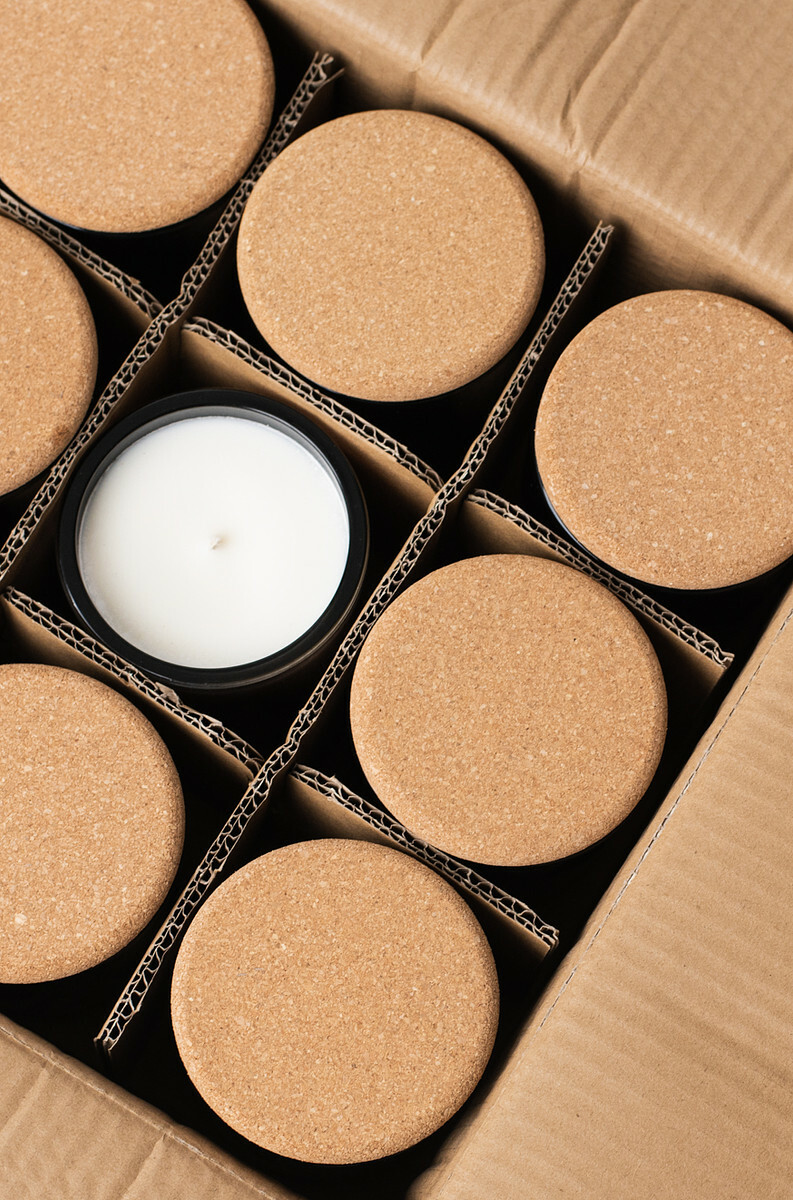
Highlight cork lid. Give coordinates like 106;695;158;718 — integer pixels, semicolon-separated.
0;217;97;497
237;109;545;402
350;555;667;867
0;664;184;984
171;839;499;1164
535;290;793;590
0;0;274;233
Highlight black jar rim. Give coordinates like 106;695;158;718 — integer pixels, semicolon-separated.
57;389;369;694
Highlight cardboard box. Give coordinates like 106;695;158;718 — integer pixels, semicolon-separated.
3;1;793;1196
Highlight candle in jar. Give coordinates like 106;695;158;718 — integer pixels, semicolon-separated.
534;290;793;590
77;413;352;669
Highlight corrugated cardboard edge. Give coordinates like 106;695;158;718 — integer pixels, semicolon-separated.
185;317;444;491
441;224;612;499
97;225;608;1053
0;1015;296;1200
2;588;262;775
0;187;161;319
468;489;732;670
173;52;341;316
291;763;558;952
410;579;793;1200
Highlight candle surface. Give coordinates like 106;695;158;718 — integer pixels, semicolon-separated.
78;415;351;669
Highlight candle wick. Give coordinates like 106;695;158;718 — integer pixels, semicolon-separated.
210;534;226;550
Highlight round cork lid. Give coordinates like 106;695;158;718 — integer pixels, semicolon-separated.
535;290;793;590
0;664;184;984
237;109;545;402
171;839;499;1164
0;217;97;497
0;0;274;233
350;555;667;867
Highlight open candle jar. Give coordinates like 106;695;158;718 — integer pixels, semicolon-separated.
58;390;368;695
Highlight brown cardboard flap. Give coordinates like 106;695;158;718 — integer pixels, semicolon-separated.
262;0;793;327
0;188;160;327
288;765;558;958
0;1015;292;1200
181;318;441;513
411;582;793;1200
462;489;731;695
0;589;261;781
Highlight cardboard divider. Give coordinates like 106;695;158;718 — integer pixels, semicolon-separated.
0;587;260;1077
286;765;557;959
284;225;618;751
94;759;555;1200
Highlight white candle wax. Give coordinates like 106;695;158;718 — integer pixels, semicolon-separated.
77;415;352;669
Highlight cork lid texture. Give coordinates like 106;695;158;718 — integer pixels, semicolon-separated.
237;109;545;401
535;290;793;590
0;664;184;984
0;215;97;496
0;0;275;232
171;839;499;1164
350;555;667;866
